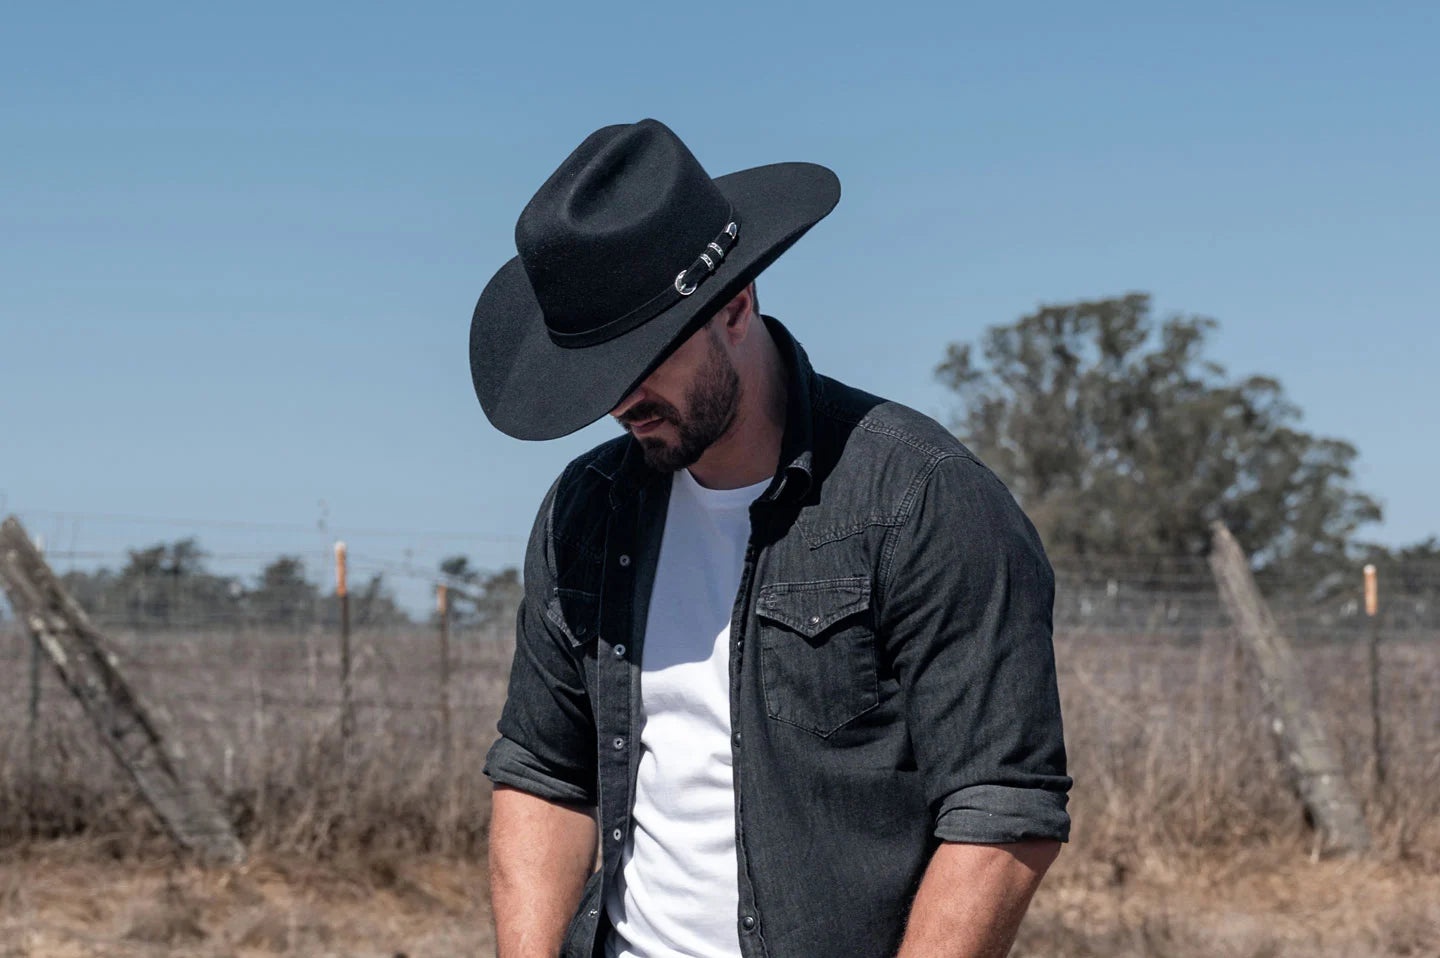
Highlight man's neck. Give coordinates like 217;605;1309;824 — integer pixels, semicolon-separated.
686;339;788;491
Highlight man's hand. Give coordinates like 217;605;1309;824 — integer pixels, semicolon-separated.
489;785;598;957
896;840;1060;958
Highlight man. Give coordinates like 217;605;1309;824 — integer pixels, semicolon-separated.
471;119;1070;958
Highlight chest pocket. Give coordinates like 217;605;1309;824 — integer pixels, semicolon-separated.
545;588;601;648
755;576;878;737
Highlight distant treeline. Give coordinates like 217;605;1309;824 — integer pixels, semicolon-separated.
29;540;521;631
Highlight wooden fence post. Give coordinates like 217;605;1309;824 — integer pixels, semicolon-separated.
334;541;353;747
437;584;452;768
28;538;43;802
1207;521;1370;854
1364;564;1385;788
0;516;244;863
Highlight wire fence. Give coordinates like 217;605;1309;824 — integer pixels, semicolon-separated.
2;513;1438;859
1052;554;1440;642
1;541;1435;745
5;539;1437;629
3;525;1438;655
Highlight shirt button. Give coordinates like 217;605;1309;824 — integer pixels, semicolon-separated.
618;554;631;567
613;737;625;750
613;644;626;657
733;731;742;746
612;828;623;841
809;615;820;625
740;915;756;932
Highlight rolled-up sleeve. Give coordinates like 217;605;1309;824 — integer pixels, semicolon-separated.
482;473;598;806
878;455;1070;844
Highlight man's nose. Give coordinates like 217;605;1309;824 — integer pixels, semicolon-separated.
610;385;647;420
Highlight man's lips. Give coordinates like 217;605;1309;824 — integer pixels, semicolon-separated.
628;416;665;436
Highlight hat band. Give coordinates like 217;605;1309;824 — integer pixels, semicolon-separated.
547;216;740;349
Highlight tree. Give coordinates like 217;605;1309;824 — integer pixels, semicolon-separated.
438;554;479;587
250;556;318;626
98;538;241;627
439;555;523;630
935;293;1381;572
472;567;523;628
346;572;408;627
50;546;408;631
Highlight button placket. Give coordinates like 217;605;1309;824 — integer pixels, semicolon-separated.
598;492;652;894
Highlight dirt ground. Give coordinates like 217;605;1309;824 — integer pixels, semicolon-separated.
3;843;1437;957
1015;844;1440;957
0;846;492;958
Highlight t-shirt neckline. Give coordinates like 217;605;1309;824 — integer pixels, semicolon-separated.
674;467;773;510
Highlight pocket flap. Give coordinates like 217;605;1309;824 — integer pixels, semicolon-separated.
755;577;871;639
545;589;600;647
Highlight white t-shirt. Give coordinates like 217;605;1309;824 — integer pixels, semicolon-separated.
605;467;770;958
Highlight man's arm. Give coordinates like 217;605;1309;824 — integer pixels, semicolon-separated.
896;840;1060;958
877;455;1071;952
489;785;597;958
483;469;601;954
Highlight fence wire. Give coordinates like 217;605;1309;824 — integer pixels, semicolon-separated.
2;552;1437;715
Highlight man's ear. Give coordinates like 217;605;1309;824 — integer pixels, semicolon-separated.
720;283;757;343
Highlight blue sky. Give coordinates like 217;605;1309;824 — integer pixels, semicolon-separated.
3;2;1436;610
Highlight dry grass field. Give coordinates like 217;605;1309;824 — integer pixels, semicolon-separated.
1;621;1437;956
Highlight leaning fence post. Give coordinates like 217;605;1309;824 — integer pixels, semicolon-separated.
28;627;41;810
0;516;245;863
1207;522;1370;854
335;540;353;747
1364;564;1385;788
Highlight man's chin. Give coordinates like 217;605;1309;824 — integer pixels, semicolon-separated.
636;435;700;474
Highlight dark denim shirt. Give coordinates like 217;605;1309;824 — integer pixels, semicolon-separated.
484;316;1070;958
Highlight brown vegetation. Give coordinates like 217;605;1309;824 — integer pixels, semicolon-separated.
1028;631;1440;957
1;622;1437;956
0;625;513;859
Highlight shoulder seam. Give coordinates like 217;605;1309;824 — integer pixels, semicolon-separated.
815;380;970;462
853;415;967;461
875;452;974;617
550;455;608;563
544;458;581;580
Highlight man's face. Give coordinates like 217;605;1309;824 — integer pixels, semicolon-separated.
610;320;742;473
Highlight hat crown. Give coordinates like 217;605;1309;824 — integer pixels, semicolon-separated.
515;119;731;339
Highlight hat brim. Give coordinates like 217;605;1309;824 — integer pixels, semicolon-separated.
470;161;840;441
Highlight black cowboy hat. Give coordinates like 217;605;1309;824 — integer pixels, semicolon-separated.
469;119;840;440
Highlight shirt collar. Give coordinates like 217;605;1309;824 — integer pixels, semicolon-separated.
762;314;818;504
604;314;818;508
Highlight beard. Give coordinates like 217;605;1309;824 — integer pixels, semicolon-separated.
619;328;742;473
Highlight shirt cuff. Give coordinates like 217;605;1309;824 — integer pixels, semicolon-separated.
933;784;1071;844
483;735;597;806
